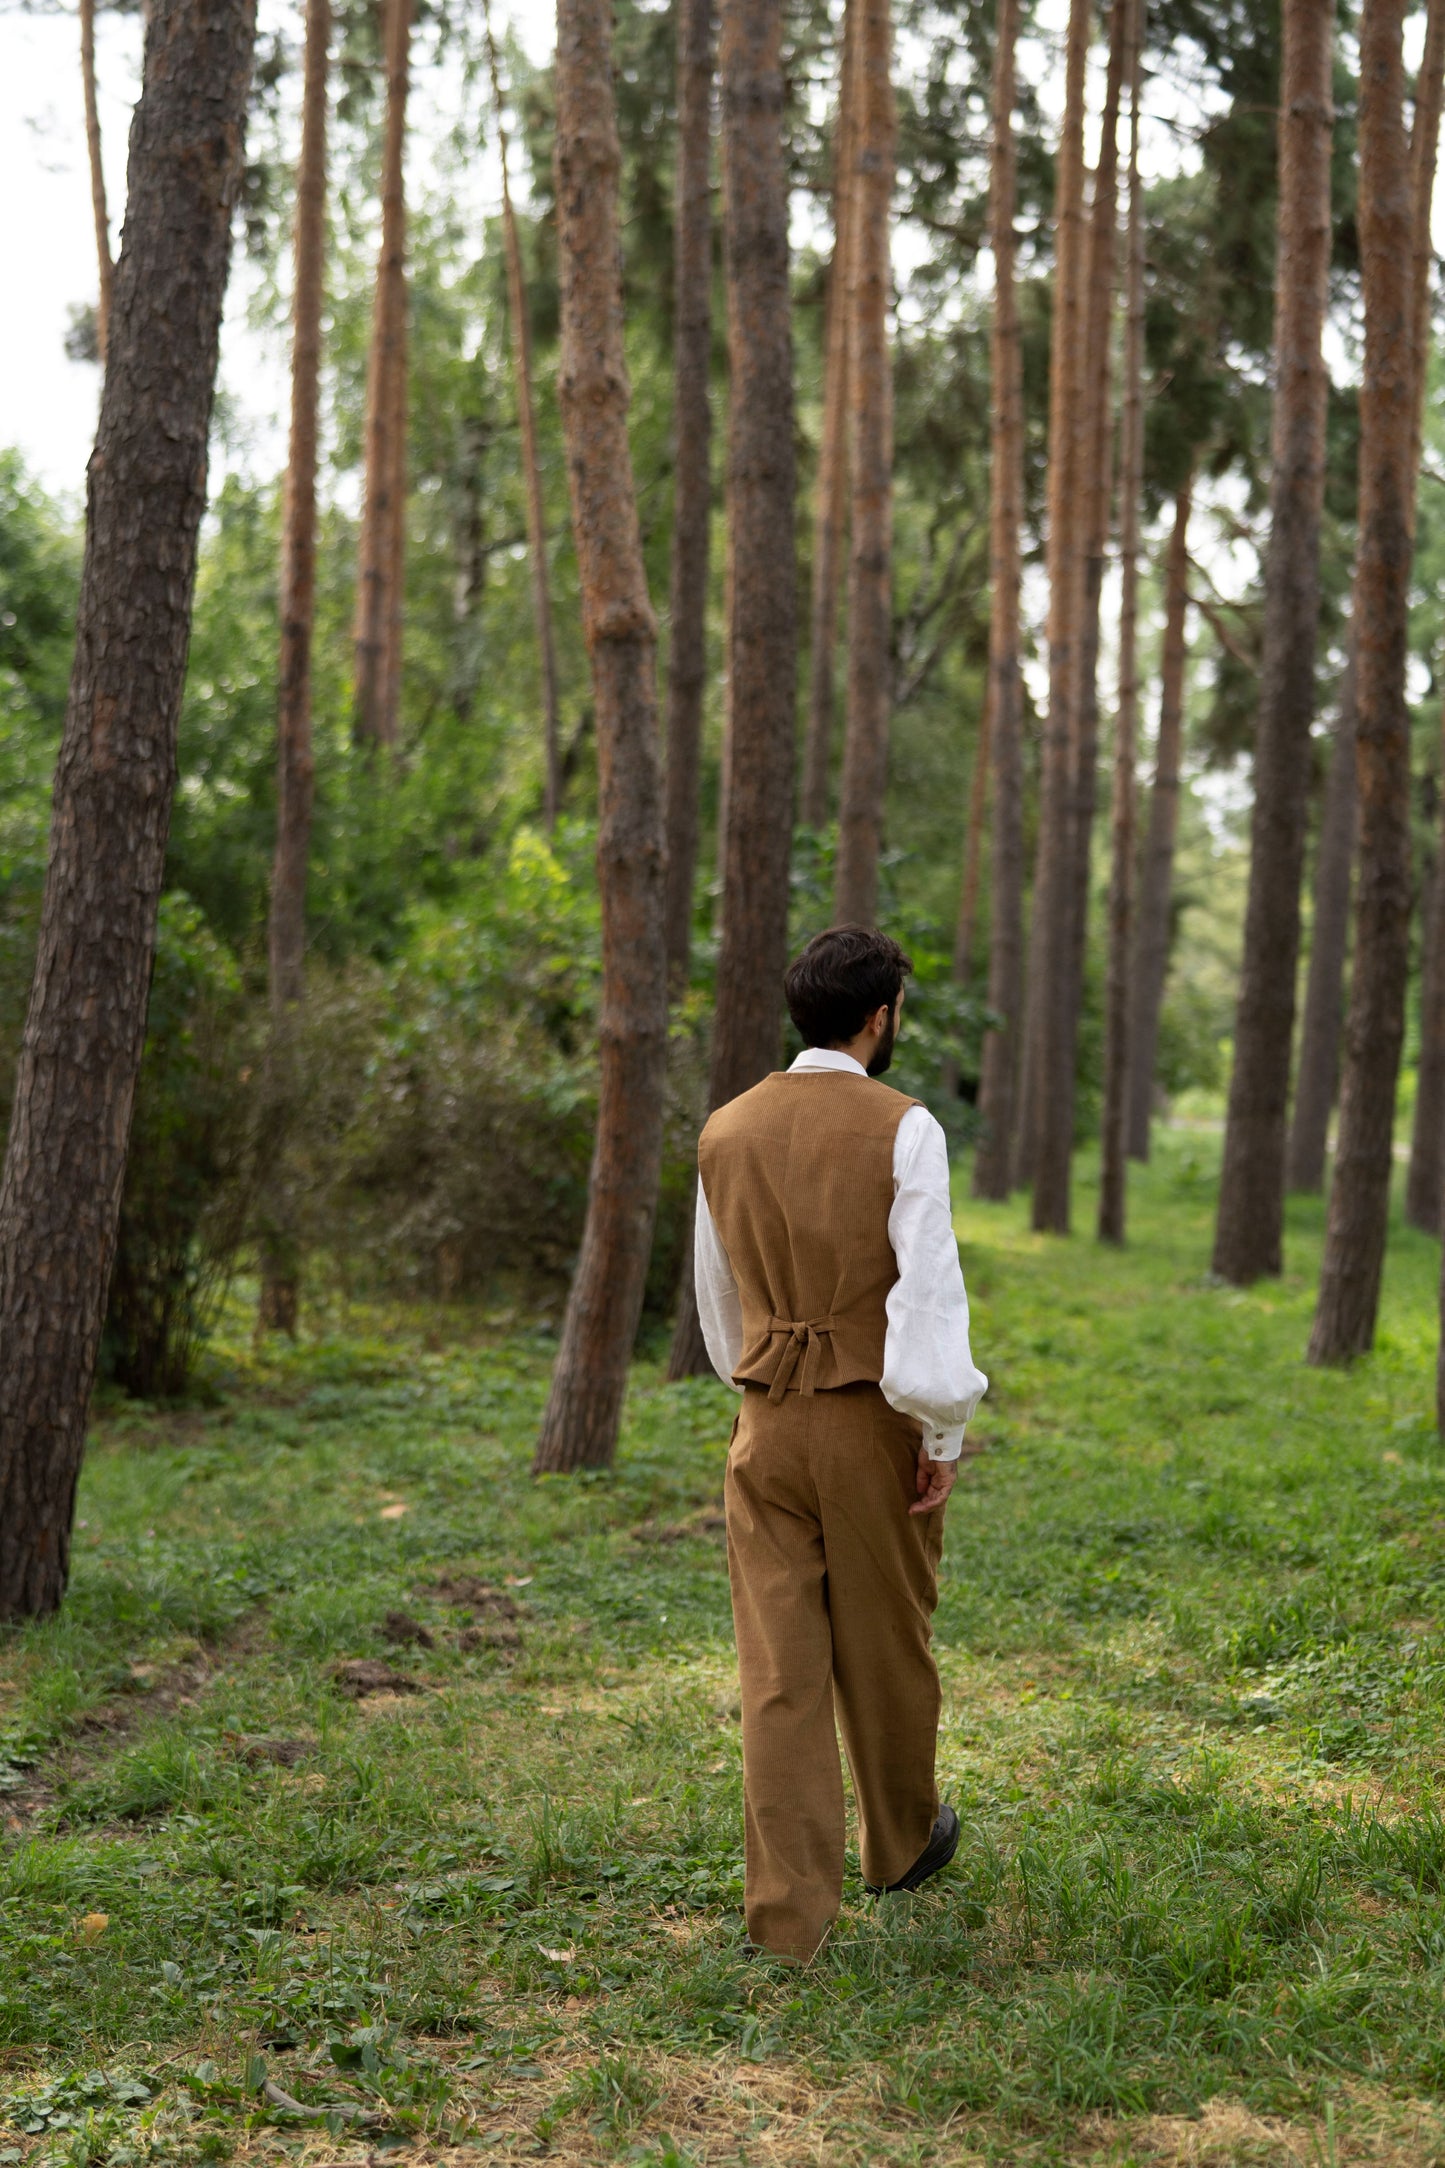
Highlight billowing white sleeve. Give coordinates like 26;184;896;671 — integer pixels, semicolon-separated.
694;1177;745;1392
881;1105;988;1459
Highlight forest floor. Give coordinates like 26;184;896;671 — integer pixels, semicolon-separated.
7;1136;1445;2167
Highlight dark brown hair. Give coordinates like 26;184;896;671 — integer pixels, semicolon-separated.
783;925;914;1048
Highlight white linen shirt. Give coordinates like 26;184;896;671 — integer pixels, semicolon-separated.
694;1047;988;1459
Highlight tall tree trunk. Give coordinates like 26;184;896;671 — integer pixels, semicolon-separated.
0;0;256;1621
257;0;330;1338
1015;0;1089;1211
1126;468;1194;1161
485;0;564;831
832;0;895;926
80;0;114;363
533;0;670;1472
800;0;856;831
952;699;991;986
662;0;715;985
1099;0;1145;1246
667;0;797;1379
970;0;1024;1201
352;0;411;748
1210;0;1334;1283
1285;648;1358;1190
1308;0;1413;1365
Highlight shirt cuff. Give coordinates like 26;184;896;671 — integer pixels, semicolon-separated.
924;1423;965;1462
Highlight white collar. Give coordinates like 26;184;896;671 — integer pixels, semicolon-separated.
788;1047;868;1078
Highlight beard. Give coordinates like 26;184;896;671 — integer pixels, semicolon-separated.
866;1009;898;1076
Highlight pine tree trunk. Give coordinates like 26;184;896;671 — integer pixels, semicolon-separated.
485;0;564;831
667;0;797;1379
1285;647;1357;1191
1308;0;1413;1365
352;0;411;748
800;0;856;831
971;0;1024;1203
258;0;330;1338
952;696;991;986
1126;468;1193;1161
534;0;669;1471
662;0;715;986
1099;0;1145;1246
1017;0;1089;1217
80;0;114;364
0;0;256;1620
832;0;895;927
1211;0;1334;1284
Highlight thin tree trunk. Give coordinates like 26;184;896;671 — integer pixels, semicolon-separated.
485;0;564;831
952;697;991;985
80;0;114;363
1099;0;1145;1246
352;0;411;747
1211;0;1334;1283
534;0;669;1470
971;0;1024;1202
1286;647;1358;1190
258;0;330;1338
1308;0;1413;1364
800;0;856;831
662;0;715;985
668;0;797;1379
1016;0;1089;1210
1126;468;1194;1161
0;0;256;1620
832;0;895;926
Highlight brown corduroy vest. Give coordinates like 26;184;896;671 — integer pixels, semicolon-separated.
698;1069;919;1399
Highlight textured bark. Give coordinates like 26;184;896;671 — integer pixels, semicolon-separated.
970;0;1024;1200
485;0;564;831
1126;470;1194;1161
80;0;114;363
667;0;797;1380
1309;0;1413;1364
1015;0;1089;1208
1285;649;1357;1191
952;697;991;987
662;0;715;985
533;0;669;1471
1211;0;1334;1283
1099;0;1145;1247
832;0;895;927
0;0;255;1619
800;0;857;831
258;0;330;1337
352;0;411;747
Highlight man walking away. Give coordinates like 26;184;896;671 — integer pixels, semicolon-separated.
695;925;988;1962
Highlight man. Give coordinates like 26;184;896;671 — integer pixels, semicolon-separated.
695;924;987;1963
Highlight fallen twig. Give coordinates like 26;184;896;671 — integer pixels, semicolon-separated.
261;2076;385;2128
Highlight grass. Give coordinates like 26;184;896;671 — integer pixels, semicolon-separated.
5;1134;1445;2164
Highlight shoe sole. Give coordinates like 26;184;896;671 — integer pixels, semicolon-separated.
865;1808;960;1895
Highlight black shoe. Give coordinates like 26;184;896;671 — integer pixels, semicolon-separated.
864;1804;960;1894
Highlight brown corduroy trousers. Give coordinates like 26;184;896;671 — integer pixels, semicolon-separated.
724;1381;946;1962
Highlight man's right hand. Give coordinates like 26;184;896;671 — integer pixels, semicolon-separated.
910;1449;958;1515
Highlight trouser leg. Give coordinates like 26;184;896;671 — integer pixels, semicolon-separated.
819;1389;945;1891
724;1391;842;1961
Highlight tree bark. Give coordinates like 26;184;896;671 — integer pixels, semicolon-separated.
662;0;715;986
484;0;564;832
1126;469;1194;1161
1099;0;1145;1246
533;0;669;1471
0;0;255;1620
952;696;991;987
800;0;857;832
970;0;1024;1202
667;0;797;1379
257;0;330;1337
1016;0;1089;1213
1210;0;1334;1284
832;0;895;927
1285;647;1357;1190
1308;0;1413;1364
352;0;411;748
80;0;115;364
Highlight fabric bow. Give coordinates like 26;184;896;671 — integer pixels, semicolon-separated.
762;1315;837;1403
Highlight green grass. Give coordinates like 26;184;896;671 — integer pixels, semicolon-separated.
6;1133;1445;2164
